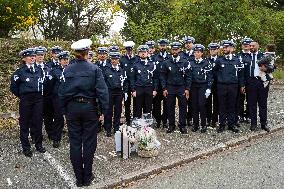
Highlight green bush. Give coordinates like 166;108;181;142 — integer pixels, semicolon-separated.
0;38;71;113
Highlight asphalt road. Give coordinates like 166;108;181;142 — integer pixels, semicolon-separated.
129;130;284;189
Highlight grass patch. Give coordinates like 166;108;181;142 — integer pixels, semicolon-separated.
273;69;284;80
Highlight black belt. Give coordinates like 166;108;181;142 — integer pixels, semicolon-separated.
72;97;95;104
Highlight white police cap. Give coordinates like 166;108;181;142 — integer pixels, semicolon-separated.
71;39;92;51
123;41;135;48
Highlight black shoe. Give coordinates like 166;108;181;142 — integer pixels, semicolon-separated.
211;122;217;128
180;128;188;134
162;123;168;128
76;181;84;187
261;125;270;132
200;126;207;133
106;132;112;137
187;120;193;127
239;117;245;123
36;146;46;153
126;120;131;126
235;121;241;127
245;118;251;124
228;126;239;133
156;122;161;128
250;125;257;131
166;127;175;133
53;141;60;148
84;174;95;186
191;126;199;132
217;126;225;133
23;149;33;157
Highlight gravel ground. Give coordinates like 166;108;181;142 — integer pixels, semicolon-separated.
0;85;284;189
128;130;284;189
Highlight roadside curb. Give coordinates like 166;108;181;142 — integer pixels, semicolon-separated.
91;124;284;189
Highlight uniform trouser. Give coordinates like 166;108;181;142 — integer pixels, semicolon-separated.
187;99;193;123
211;83;219;124
43;96;55;138
136;86;153;118
235;91;246;123
105;89;123;133
125;91;137;122
65;101;98;184
217;83;238;127
167;85;187;129
152;89;168;125
52;95;64;142
191;83;207;127
19;93;43;151
246;77;269;127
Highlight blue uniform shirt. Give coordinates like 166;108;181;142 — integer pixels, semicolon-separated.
35;62;53;97
10;64;44;97
50;65;64;96
188;58;213;90
160;55;191;90
58;59;109;114
103;65;128;92
214;54;245;87
130;58;159;91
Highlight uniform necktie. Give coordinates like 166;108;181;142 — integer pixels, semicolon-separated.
29;66;34;73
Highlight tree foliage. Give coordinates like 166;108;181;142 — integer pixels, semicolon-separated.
0;0;39;37
37;0;115;40
120;0;284;53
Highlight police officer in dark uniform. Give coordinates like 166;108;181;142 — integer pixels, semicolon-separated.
214;40;245;133
180;36;195;61
59;39;109;187
46;46;62;69
34;46;55;142
109;45;120;53
120;41;139;124
160;42;190;134
152;39;171;128
87;51;94;63
188;44;213;133
42;46;62;141
103;52;128;137
130;45;158;118
10;48;46;157
50;51;70;148
245;41;271;132
207;43;220;127
181;36;195;127
94;47;111;132
95;47;111;70
236;38;253;124
146;41;156;58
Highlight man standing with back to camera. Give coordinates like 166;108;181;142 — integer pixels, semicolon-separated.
59;39;109;187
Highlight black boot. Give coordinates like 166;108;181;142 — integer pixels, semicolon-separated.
166;126;175;133
261;125;270;132
228;125;239;133
191;125;199;132
200;126;207;133
217;125;225;133
250;125;257;131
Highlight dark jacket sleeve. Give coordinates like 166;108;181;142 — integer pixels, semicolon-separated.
205;61;214;90
187;63;192;90
153;67;159;91
129;65;136;92
238;63;245;88
122;69;129;93
10;69;20;97
94;68;109;115
160;61;167;90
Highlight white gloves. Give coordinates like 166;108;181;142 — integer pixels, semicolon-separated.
205;89;211;98
124;93;128;101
